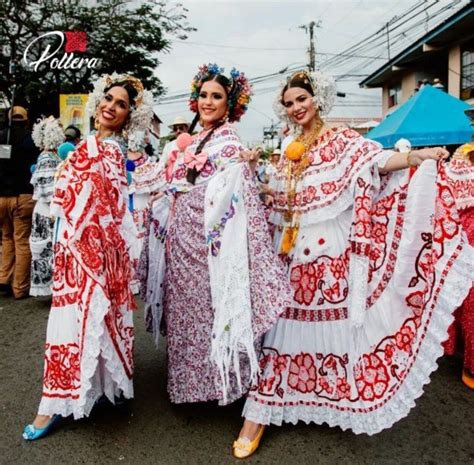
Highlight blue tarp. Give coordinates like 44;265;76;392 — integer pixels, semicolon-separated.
366;85;473;148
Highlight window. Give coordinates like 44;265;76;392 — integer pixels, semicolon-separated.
388;83;402;108
461;43;474;100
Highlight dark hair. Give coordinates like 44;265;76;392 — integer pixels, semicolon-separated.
203;74;232;94
104;81;138;107
65;125;81;141
281;73;314;103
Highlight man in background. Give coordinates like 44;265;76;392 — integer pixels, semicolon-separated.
0;106;39;299
64;125;81;145
159;115;190;170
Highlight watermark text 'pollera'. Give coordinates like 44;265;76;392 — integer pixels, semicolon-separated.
23;31;99;72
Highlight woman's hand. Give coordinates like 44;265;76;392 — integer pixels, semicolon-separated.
407;147;449;167
239;147;262;171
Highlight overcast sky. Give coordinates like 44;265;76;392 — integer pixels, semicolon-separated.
154;0;466;145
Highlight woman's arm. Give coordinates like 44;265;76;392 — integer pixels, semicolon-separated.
379;147;449;174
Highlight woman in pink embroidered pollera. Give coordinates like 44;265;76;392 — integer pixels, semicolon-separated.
232;70;474;458
140;64;291;406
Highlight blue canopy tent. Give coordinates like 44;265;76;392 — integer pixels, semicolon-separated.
366;85;473;148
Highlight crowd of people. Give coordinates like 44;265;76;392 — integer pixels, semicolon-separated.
0;65;472;458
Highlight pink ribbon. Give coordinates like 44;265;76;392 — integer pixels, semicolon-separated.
184;150;208;171
165;149;179;182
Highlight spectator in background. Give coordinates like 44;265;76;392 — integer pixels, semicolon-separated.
64;125;81;145
158;116;190;171
0;106;40;299
266;147;281;181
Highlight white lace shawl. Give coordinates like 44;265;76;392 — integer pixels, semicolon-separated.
204;163;258;401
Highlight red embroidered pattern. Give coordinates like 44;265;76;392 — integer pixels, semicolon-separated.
282;307;348;322
289;248;350;308
43;343;80;397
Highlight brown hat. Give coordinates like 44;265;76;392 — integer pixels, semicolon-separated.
9;106;28;121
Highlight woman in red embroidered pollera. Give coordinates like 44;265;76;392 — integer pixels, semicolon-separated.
23;74;153;441
232;70;474;458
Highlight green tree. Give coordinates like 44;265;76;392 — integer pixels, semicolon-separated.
0;0;195;119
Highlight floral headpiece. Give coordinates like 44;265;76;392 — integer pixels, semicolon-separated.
86;73;154;152
32;116;65;151
188;63;253;123
273;69;336;135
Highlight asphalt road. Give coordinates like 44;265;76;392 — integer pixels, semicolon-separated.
0;295;473;465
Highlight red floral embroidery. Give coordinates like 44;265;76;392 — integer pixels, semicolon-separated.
321;181;337;195
318;376;334;395
288;353;317;393
395;326;416;353
77;224;104;272
372;222;388;244
384;343;395;363
336;377;351;399
290;263;323;305
433;184;459;243
319;145;336;163
43;343;81;392
329;256;346;280
355;353;389;401
406;290;424;316
273;355;288;375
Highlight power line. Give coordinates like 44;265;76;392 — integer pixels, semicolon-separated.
320;0;458;70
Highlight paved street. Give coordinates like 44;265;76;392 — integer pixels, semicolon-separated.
0;295;473;465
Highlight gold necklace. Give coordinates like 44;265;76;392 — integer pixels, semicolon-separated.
280;120;324;254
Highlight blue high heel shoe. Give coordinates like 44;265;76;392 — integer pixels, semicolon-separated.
22;415;60;441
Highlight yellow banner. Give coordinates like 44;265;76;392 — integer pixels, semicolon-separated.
59;94;89;136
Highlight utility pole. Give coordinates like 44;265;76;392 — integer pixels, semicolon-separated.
309;21;316;71
263;120;279;149
300;21;321;71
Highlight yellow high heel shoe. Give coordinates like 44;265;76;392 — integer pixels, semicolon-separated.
232;424;266;459
462;369;474;389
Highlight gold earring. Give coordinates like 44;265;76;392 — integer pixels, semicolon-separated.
221;109;230;123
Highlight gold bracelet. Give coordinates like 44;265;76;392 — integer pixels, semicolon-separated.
406;151;415;167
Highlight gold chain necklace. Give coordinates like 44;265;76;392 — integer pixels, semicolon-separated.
280;120;324;254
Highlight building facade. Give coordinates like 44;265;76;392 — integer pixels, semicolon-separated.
360;3;474;116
